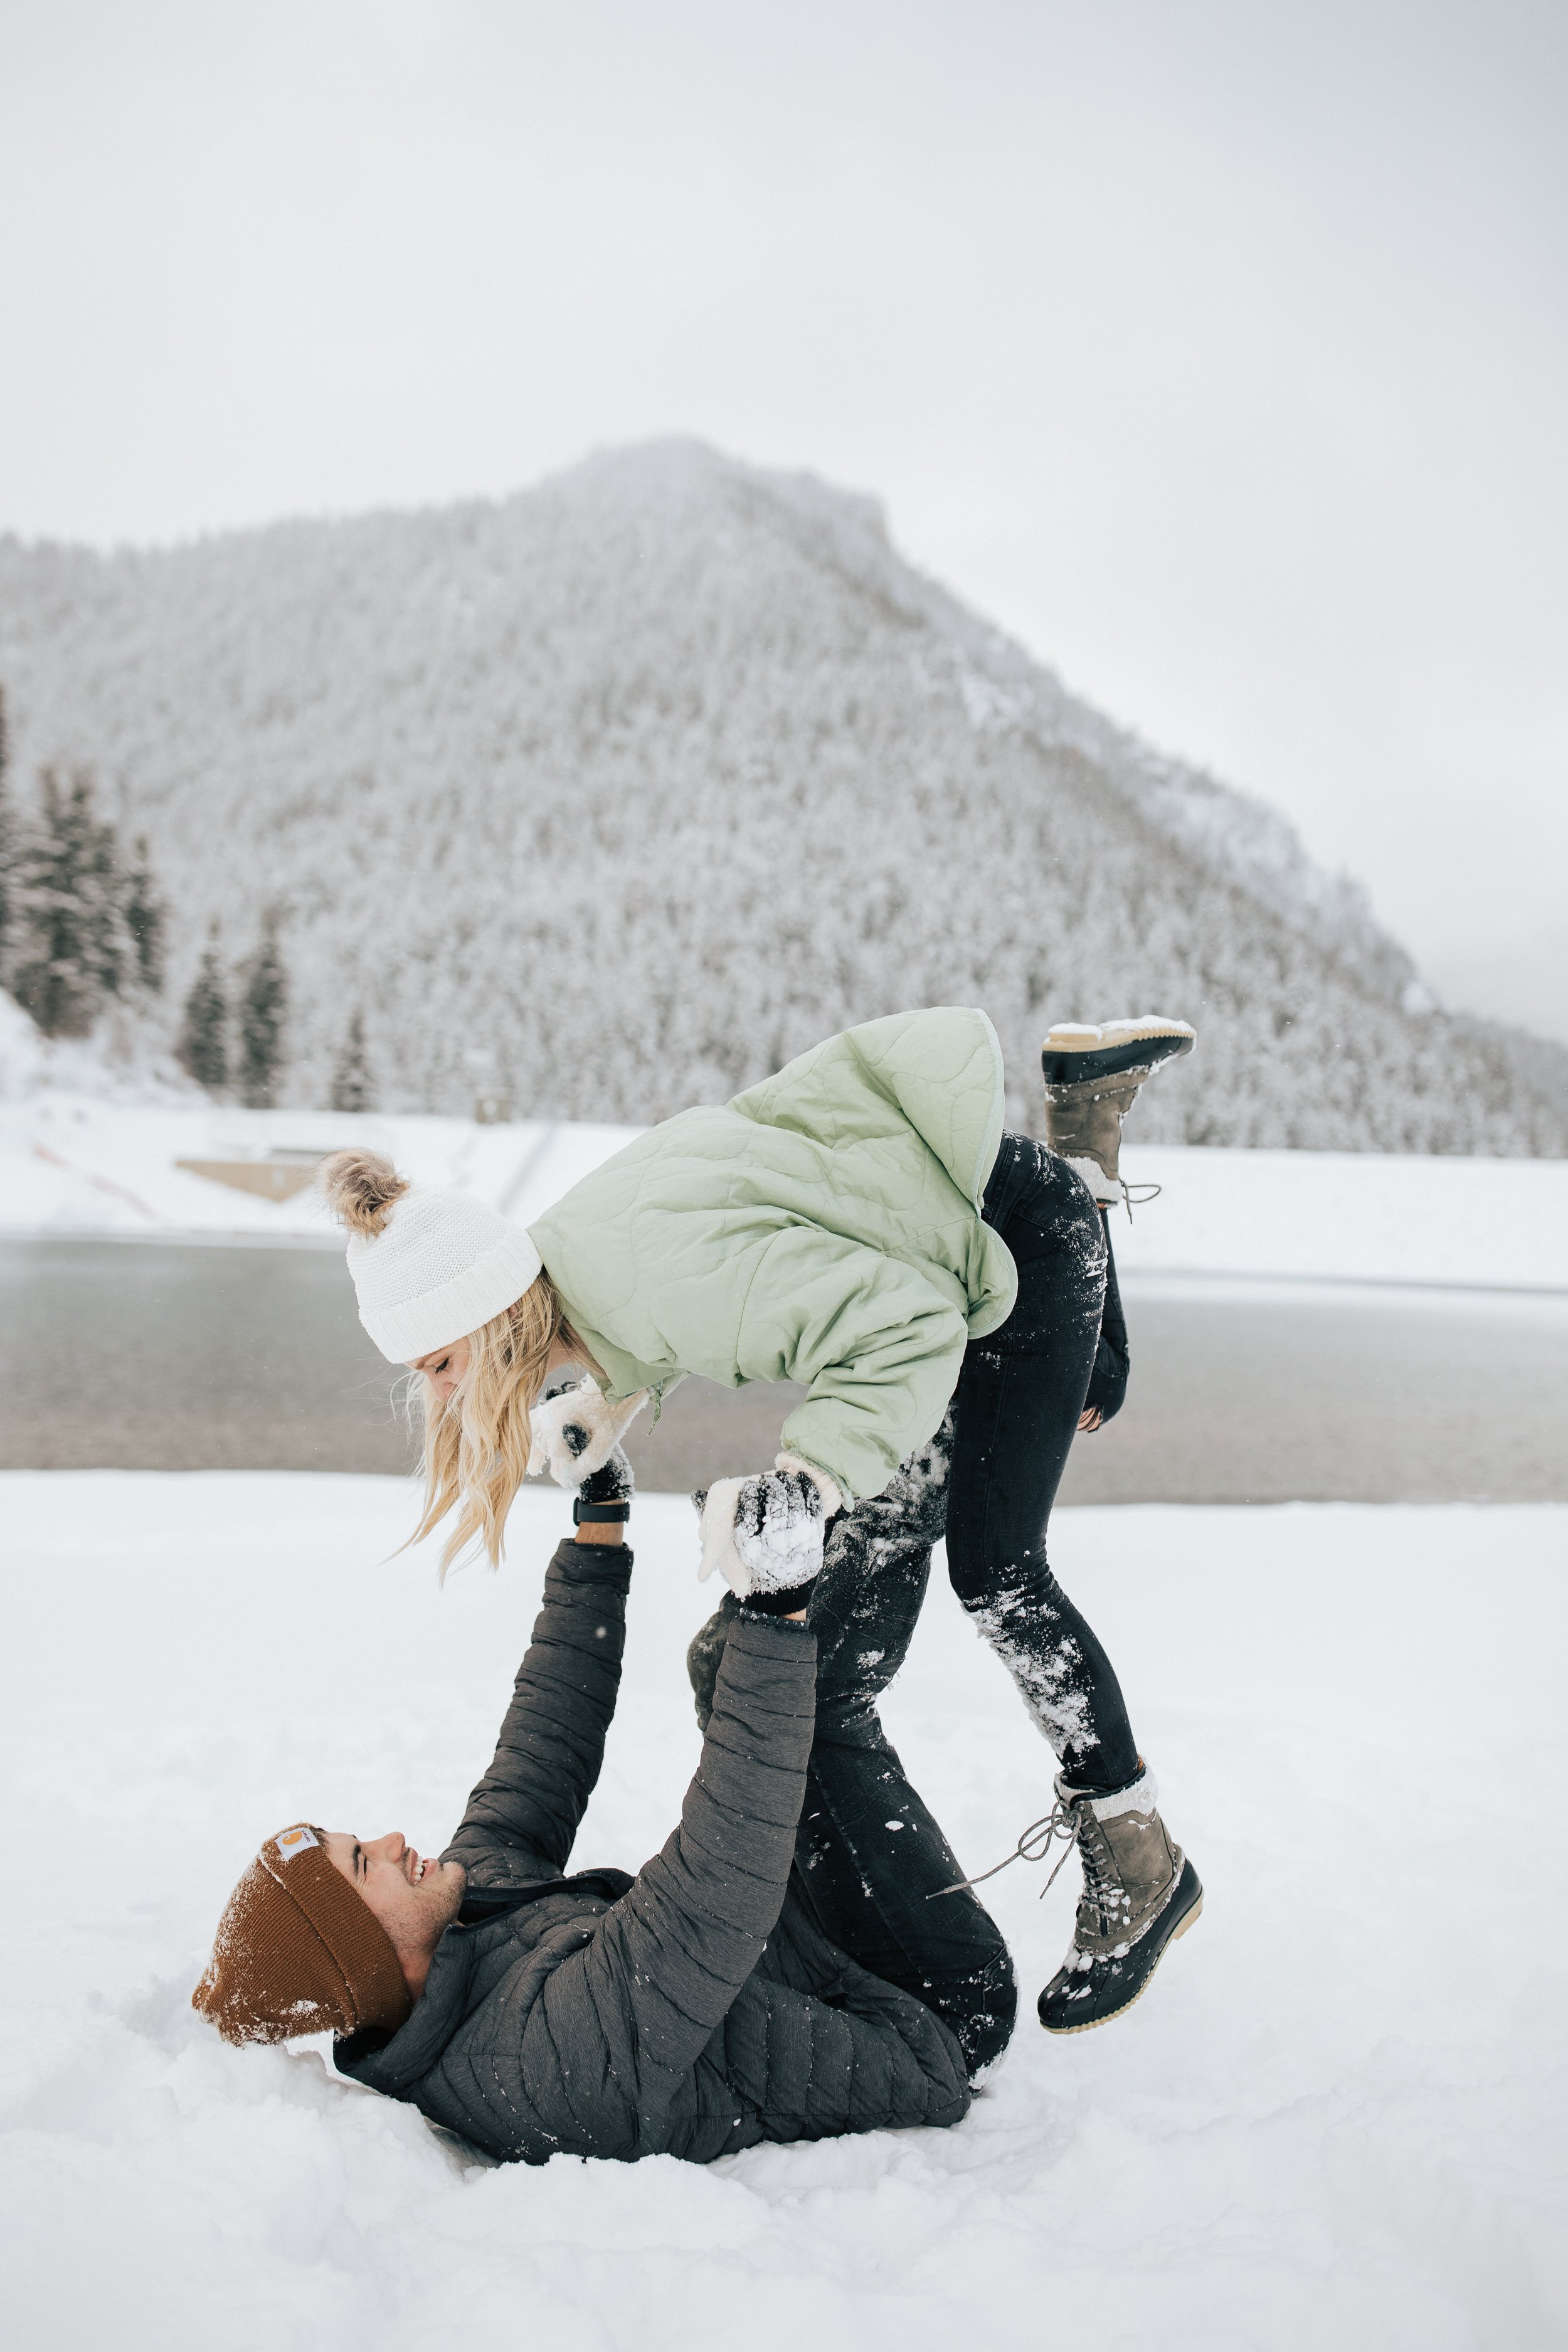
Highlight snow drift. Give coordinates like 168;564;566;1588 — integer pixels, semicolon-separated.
3;1478;1564;2349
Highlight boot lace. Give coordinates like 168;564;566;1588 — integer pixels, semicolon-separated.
1073;1809;1124;1936
926;1794;1084;1902
1116;1180;1162;1221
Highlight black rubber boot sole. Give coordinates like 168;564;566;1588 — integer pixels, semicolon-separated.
1037;1858;1203;2035
1041;1029;1195;1092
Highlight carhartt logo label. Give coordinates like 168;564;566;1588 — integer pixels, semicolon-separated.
275;1826;319;1860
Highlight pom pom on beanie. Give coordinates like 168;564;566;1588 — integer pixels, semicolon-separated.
319;1148;408;1237
319;1151;544;1362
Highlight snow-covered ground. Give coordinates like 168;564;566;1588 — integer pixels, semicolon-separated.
3;1075;1567;1290
3;1476;1564;2350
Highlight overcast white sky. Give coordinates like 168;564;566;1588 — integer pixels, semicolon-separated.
2;0;1564;1040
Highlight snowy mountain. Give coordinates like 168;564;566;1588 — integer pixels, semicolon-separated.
1;438;1563;1151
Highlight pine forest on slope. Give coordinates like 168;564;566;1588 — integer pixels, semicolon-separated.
1;440;1562;1153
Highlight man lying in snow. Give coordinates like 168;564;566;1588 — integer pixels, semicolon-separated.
192;1446;1015;2165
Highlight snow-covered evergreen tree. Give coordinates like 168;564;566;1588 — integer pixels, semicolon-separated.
177;923;229;1091
119;835;167;995
329;1005;374;1112
237;913;288;1108
6;768;129;1037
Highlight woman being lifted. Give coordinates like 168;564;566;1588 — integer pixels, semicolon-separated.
323;1004;1201;2034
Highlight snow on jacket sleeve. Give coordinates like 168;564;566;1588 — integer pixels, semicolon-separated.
442;1538;631;1887
734;1225;970;1503
501;1610;818;2153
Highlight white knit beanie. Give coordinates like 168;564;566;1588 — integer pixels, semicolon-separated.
344;1185;544;1363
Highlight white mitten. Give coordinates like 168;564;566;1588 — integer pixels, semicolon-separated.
695;1455;844;1600
527;1376;649;1487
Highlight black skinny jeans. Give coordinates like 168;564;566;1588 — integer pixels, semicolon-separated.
687;1443;1017;2077
944;1133;1140;1794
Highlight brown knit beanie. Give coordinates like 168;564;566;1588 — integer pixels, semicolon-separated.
193;1824;414;2046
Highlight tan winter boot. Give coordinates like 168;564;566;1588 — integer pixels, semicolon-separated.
1041;1016;1195;1205
1036;1767;1202;2033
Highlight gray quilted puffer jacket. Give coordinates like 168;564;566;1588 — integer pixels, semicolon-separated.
334;1539;971;2164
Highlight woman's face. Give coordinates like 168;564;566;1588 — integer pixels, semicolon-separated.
406;1336;470;1402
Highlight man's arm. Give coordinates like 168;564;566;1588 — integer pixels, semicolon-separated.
442;1533;632;1888
512;1607;818;2147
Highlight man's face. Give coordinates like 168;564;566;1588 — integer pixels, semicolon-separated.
322;1830;465;1966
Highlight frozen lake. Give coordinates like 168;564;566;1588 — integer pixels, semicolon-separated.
2;1237;1565;1501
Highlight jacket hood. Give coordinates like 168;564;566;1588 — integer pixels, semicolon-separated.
334;1917;480;2095
726;1006;1006;1210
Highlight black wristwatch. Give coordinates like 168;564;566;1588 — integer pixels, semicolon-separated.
740;1581;815;1617
573;1459;633;1525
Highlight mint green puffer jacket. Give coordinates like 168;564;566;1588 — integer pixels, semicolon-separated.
527;1008;1017;1503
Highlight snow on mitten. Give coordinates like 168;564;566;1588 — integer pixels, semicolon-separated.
527;1376;649;1487
574;1445;635;1520
694;1456;843;1601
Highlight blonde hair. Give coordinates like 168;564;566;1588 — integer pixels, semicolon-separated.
318;1146;591;1575
408;1278;599;1575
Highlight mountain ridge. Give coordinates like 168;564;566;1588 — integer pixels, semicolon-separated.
1;437;1562;1152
